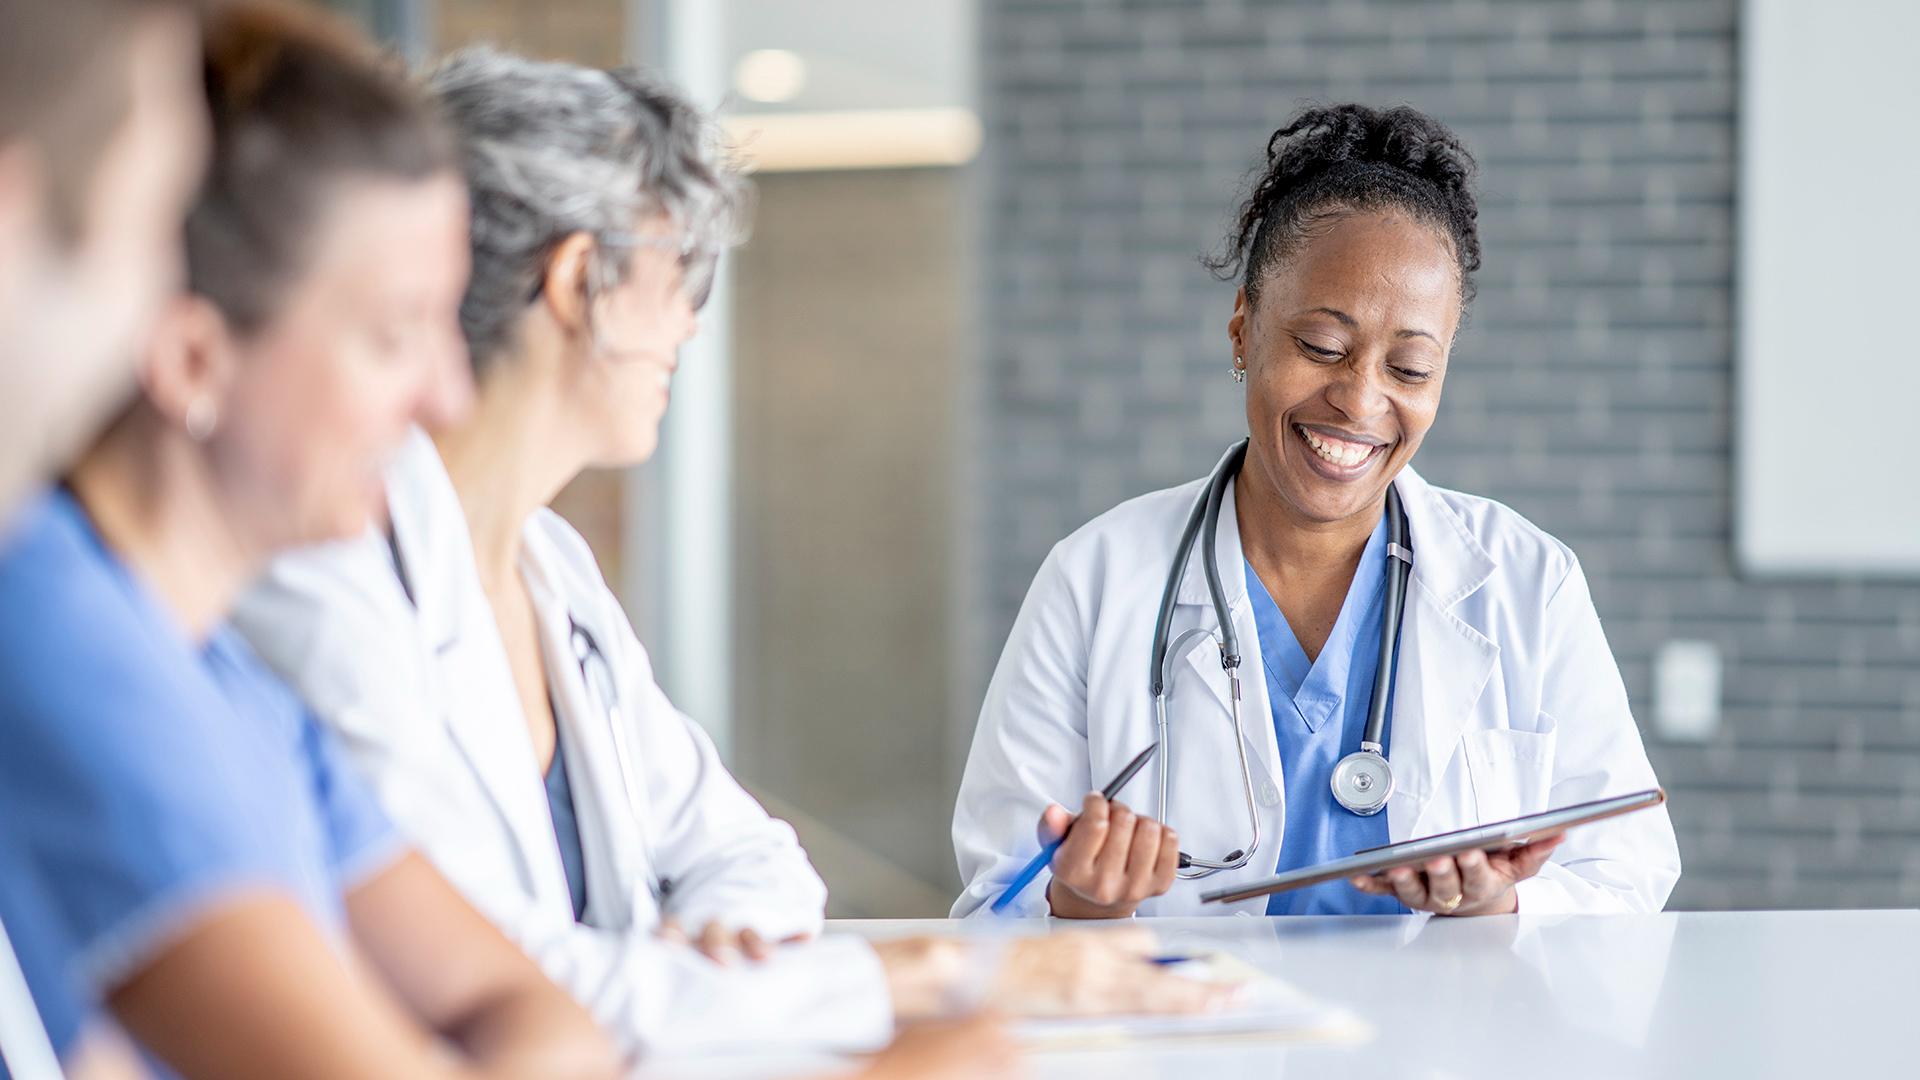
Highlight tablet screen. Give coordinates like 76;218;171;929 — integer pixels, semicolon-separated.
1199;788;1666;906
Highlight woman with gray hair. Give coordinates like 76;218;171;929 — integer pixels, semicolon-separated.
235;45;1225;1070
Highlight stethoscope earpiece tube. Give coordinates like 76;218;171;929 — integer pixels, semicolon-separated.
1198;440;1248;670
1364;486;1413;751
1332;484;1412;817
1153;440;1259;880
1148;482;1212;698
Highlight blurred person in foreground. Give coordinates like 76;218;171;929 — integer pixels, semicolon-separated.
0;0;207;525
234;44;1228;1073
0;5;626;1076
0;1;207;1076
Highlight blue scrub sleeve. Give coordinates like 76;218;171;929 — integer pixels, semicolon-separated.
0;505;297;996
1;690;297;994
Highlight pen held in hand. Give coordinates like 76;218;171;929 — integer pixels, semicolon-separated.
989;742;1160;914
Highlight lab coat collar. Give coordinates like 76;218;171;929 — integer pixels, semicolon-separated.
386;428;469;655
1170;460;1497;614
1391;466;1498;611
1174;443;1253;610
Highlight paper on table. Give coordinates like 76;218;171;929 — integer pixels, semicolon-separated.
1011;951;1371;1050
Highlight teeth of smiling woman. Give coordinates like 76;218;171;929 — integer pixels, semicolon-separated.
1300;426;1376;468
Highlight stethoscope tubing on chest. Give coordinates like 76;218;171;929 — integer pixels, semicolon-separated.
566;617;648;818
557;616;669;905
1148;439;1414;880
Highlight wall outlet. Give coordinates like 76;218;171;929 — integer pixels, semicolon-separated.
1654;639;1723;742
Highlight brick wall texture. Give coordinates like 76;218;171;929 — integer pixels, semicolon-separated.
973;0;1920;910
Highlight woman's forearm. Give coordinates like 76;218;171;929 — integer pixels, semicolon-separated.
344;854;620;1078
445;983;620;1080
872;937;968;1021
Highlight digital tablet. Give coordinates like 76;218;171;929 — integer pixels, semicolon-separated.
1198;788;1666;905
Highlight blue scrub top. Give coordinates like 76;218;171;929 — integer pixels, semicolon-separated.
544;723;590;923
1244;513;1405;915
0;489;402;1073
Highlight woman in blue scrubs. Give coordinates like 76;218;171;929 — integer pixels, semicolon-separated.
0;2;207;1076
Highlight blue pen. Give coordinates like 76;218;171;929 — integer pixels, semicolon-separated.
989;742;1160;914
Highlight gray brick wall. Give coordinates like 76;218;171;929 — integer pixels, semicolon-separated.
971;0;1920;910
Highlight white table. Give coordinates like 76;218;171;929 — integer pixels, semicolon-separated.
832;911;1919;1080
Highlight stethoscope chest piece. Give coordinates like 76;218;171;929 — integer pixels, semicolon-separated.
1330;745;1394;816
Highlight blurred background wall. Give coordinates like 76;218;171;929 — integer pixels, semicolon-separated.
321;0;1920;914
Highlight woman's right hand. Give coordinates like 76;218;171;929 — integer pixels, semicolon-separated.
854;1016;1023;1080
989;929;1235;1017
1040;793;1181;918
873;929;1235;1022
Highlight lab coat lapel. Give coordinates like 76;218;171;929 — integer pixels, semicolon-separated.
519;531;652;928
389;432;573;909
1385;468;1500;840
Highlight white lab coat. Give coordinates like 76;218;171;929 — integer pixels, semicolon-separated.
235;430;892;1057
953;455;1681;918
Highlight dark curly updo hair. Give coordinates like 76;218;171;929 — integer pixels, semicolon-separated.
1207;103;1481;306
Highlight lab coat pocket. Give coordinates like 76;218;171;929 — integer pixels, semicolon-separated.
1461;725;1557;825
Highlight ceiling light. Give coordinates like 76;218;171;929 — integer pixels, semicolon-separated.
734;49;807;104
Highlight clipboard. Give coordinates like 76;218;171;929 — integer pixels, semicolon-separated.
1199;788;1666;905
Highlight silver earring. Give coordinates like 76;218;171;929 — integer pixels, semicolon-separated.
184;397;219;442
1231;356;1246;384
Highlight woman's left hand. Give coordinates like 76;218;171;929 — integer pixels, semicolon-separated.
657;917;812;963
1348;832;1565;916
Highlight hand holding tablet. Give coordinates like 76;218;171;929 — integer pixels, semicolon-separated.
1347;832;1566;915
1199;789;1666;914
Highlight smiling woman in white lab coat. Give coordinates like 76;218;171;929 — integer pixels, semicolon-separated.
234;47;1222;1070
953;104;1681;921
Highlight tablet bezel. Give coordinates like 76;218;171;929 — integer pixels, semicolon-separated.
1198;788;1666;906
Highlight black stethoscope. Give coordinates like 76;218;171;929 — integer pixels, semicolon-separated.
1148;439;1413;879
567;618;649;819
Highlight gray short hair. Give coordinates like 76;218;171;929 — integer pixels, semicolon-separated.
424;46;749;370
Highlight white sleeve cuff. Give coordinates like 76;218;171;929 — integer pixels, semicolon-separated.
660;894;825;942
955;871;1051;919
633;935;894;1058
1512;869;1578;915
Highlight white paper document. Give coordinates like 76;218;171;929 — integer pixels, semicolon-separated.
1012;950;1371;1049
